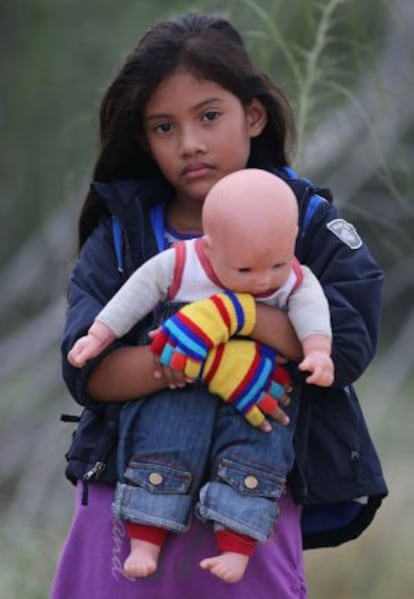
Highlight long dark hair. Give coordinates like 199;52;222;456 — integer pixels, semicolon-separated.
79;12;296;247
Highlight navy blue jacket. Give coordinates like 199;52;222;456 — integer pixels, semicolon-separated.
61;168;388;549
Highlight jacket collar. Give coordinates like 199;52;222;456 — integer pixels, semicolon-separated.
92;177;174;219
91;176;174;274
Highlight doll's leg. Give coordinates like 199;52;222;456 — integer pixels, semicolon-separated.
114;385;219;577
200;528;256;583
123;522;169;577
197;393;299;583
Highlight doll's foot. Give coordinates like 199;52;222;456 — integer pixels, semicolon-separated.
123;539;161;578
200;551;249;583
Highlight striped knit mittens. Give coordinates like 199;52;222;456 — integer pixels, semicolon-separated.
150;291;256;378
202;339;291;427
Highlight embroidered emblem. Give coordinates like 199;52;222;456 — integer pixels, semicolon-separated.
326;219;362;249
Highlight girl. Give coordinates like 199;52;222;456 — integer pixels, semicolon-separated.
51;12;387;599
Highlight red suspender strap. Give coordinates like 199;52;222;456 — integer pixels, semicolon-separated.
167;241;186;300
195;238;224;287
292;257;304;290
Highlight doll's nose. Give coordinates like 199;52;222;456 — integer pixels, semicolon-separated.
255;274;272;291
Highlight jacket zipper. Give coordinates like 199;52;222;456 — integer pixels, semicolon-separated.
83;461;106;481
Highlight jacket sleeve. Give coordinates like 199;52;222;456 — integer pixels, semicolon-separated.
301;200;384;388
61;216;131;408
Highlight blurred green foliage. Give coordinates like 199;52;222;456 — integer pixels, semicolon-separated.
1;0;413;598
0;0;387;265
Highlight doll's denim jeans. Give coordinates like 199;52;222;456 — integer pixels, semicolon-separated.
113;384;299;543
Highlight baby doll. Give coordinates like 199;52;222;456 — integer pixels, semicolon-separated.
69;169;333;384
68;168;334;582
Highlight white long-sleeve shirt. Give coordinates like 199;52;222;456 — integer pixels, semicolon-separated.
97;237;331;342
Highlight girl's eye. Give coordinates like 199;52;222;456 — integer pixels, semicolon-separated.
272;263;284;270
154;122;173;133
237;267;251;274
202;111;220;122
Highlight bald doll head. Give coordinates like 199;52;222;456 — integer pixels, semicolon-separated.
201;169;299;295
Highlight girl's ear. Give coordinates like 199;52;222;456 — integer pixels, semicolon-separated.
246;98;268;138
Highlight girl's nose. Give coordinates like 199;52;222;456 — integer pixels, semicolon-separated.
179;126;206;156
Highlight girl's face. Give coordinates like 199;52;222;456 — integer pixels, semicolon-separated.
143;71;267;206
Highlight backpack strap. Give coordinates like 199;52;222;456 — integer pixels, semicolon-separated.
278;166;333;234
277;166;334;264
111;203;167;275
111;215;124;273
150;202;167;252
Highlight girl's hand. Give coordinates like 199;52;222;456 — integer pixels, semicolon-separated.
150;328;195;389
150;292;256;377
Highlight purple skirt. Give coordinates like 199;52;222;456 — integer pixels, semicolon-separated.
50;482;307;599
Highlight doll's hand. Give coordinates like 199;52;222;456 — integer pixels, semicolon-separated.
150;292;256;378
298;351;334;387
202;339;292;431
68;321;116;368
68;335;102;367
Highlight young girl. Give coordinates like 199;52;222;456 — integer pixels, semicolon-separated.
51;12;387;598
67;168;334;582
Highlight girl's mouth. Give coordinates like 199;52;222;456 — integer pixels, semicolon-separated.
182;163;213;179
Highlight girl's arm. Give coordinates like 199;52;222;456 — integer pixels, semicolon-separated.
62;217;167;406
251;303;303;361
85;305;303;405
86;345;167;401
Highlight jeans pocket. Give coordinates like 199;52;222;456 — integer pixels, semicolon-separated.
124;459;192;495
217;458;286;499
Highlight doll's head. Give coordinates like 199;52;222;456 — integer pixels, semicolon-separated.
201;169;298;295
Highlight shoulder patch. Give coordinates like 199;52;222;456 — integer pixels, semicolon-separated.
326;219;362;249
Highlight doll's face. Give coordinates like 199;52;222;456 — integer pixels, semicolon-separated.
204;226;296;295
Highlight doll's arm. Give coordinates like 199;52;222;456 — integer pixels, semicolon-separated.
95;248;174;338
287;265;332;343
68;249;174;368
287;265;334;386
